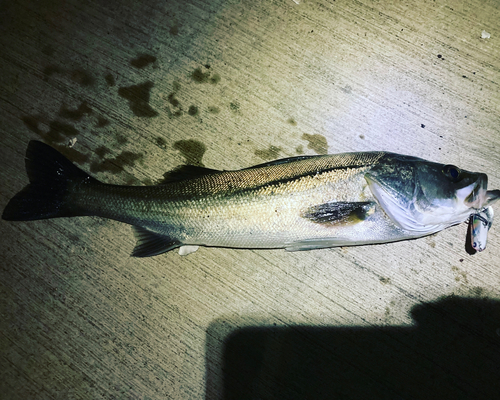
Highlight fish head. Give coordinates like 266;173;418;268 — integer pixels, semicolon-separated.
365;154;497;234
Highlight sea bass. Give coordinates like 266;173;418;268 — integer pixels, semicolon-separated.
2;141;499;256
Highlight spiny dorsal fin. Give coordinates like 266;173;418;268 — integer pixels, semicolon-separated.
243;155;318;170
159;165;221;184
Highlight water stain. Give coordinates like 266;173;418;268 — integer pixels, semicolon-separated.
118;81;158;117
188;105;199;116
23;116;80;144
172;80;181;92
116;134;128;145
105;73;116;87
95;146;111;158
167;108;183;118
451;266;469;284
43;65;65;80
208;106;220;114
22;116;89;163
41;45;55;56
173;139;206;167
130;54;157;69
156;137;167;147
167;93;180;108
90;150;144;174
302;133;328;155
170;24;179;36
341;85;352;94
43;65;95;86
96;116;110;127
255;145;282;160
70;69;95;86
230;101;240;112
22;115;43;136
191;67;220;84
53;145;90;165
45;121;79;143
287;118;297;126
59;101;92;121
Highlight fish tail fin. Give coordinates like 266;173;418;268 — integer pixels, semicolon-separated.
2;141;97;221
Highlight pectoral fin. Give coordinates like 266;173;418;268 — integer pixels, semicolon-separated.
302;201;375;225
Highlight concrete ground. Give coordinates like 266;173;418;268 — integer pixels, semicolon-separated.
1;0;499;398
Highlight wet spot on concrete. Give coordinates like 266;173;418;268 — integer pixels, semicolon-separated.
302;133;328;154
287;118;297;126
208;106;220;114
105;73;116;87
42;45;55;56
95;146;111;158
167;93;180;108
173;139;206;167
43;65;65;80
172;80;181;92
167;108;183;118
125;176;143;186
210;73;221;84
230;101;240;112
45;121;79;143
192;68;210;83
255;145;282;160
90;150;144;174
341;85;352;94
118;81;158;117
191;67;220;84
23;116;80;146
52;145;90;165
156;137;167;147
130;54;157;69
188;105;199;116
71;69;95;86
116;134;128;145
59;101;92;121
170;23;179;36
96;116;110;127
22;115;43;135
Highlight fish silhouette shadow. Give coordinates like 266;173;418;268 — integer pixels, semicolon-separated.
205;296;500;399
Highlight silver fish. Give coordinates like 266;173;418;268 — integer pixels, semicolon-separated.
2;141;499;256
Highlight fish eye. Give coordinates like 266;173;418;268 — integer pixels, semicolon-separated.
442;165;461;181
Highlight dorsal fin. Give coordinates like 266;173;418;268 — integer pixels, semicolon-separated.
159;165;221;184
242;155;318;170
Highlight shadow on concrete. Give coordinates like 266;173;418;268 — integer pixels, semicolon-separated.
206;296;500;399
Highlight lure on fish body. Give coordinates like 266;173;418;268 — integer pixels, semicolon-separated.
2;141;500;257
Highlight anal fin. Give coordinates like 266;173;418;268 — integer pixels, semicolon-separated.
285;238;351;251
132;226;181;257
